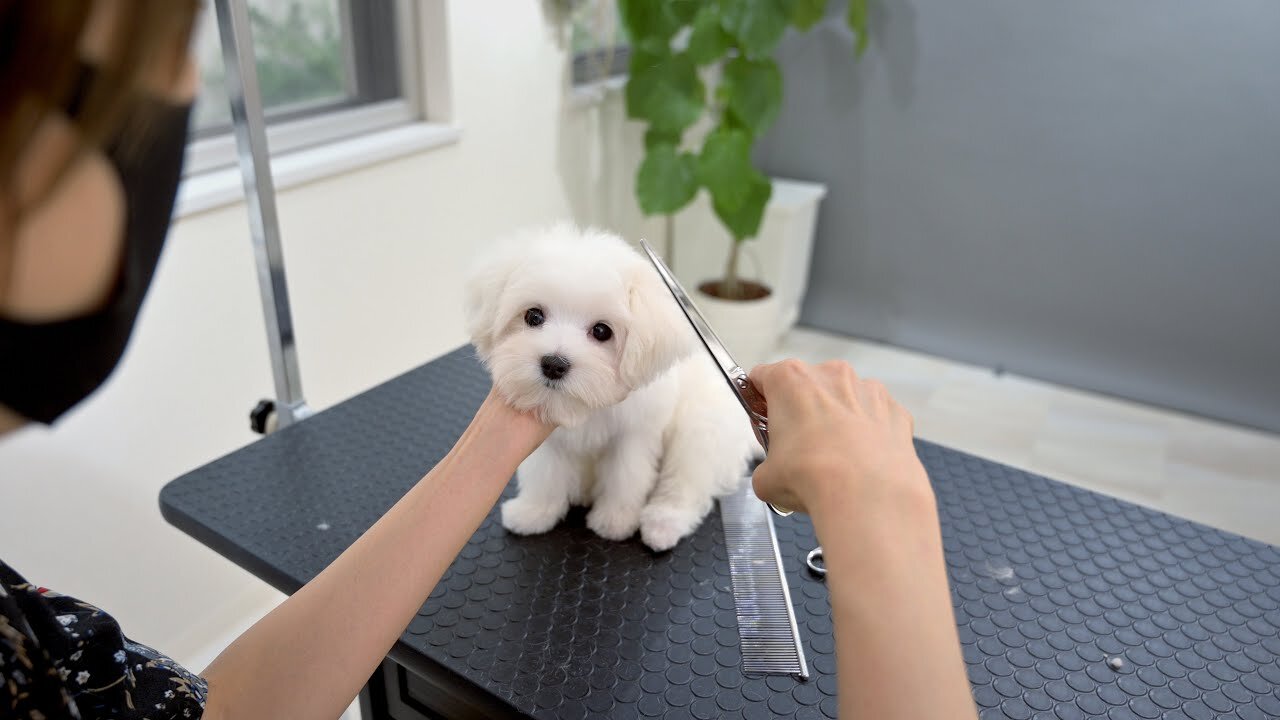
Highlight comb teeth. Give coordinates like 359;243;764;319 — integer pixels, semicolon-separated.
720;484;810;679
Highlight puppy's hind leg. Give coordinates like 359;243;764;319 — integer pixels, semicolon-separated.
502;444;580;535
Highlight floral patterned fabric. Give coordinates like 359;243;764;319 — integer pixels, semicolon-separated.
1;560;206;719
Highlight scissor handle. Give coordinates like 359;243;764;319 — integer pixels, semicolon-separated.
735;374;793;517
806;546;826;576
734;374;769;425
752;419;770;454
765;496;792;517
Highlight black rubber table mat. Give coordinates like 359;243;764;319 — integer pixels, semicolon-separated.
161;346;1280;719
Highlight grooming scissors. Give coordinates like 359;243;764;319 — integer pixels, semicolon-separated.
639;240;792;517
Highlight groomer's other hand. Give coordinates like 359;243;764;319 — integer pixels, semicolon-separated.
749;359;929;518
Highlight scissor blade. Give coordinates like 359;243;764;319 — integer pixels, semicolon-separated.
640;240;790;516
638;240;743;380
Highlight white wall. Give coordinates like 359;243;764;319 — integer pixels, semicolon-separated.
0;1;644;669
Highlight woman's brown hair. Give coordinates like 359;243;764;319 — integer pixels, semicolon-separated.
0;0;200;210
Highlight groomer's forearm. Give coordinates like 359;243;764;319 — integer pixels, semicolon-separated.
813;484;978;720
201;398;532;720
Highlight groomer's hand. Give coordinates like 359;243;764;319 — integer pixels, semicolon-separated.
749;360;930;518
475;388;555;458
203;388;553;720
749;359;977;720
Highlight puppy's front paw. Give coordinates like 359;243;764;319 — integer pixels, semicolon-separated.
501;496;564;535
640;504;704;552
587;504;641;541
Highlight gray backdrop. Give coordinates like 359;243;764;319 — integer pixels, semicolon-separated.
756;0;1280;432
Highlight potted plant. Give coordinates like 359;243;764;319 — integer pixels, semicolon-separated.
619;0;866;365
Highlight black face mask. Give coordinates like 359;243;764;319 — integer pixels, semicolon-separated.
0;67;192;424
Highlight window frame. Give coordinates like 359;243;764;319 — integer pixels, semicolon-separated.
184;0;423;177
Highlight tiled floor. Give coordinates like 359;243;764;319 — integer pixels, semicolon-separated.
770;327;1280;546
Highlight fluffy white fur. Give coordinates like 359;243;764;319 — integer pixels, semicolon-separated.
464;224;756;551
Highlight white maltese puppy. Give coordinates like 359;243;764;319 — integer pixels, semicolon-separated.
464;224;756;551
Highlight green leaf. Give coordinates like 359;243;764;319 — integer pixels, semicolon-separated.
637;144;700;214
720;0;789;59
697;127;757;214
618;0;679;45
667;0;701;24
712;172;772;240
718;110;750;134
629;35;669;59
847;0;869;56
721;57;783;135
644;128;681;149
686;5;730;66
788;0;828;30
625;51;705;134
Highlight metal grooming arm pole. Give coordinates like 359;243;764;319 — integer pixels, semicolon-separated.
213;0;313;431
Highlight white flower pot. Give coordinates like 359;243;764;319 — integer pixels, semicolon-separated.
672;177;828;362
692;284;783;370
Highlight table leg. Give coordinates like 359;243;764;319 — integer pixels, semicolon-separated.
358;657;523;719
357;662;389;719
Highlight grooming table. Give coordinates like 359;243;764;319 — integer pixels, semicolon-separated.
160;346;1280;719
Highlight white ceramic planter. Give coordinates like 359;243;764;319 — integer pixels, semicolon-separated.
672;177;827;364
692;286;783;370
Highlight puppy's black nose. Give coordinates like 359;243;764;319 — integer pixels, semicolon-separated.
540;354;571;380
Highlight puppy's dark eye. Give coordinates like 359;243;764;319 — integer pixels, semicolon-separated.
591;323;613;342
525;308;545;327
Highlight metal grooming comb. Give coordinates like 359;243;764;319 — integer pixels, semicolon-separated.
719;483;810;679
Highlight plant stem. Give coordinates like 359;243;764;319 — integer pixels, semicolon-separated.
724;239;743;300
664;213;675;272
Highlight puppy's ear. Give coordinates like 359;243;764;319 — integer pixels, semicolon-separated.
464;240;523;359
619;260;695;389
